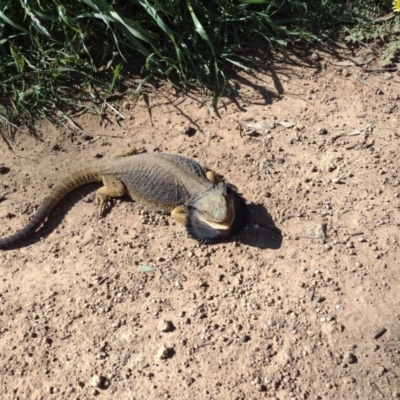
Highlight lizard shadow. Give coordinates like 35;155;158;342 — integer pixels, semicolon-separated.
238;203;282;250
3;184;101;249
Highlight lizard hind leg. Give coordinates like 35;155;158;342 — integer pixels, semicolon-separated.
171;205;187;224
206;170;223;184
96;175;126;215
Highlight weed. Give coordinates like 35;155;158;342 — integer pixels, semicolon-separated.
0;0;398;139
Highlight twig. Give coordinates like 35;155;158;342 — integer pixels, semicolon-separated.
362;67;398;72
96;134;124;139
142;93;153;127
104;101;126;120
0;114;30;135
197;341;215;349
89;136;101;143
174;96;186;106
356;76;383;94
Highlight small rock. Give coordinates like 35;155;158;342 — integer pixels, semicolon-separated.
158;319;173;332
0;166;10;174
343;352;357;364
239;334;250;343
156;345;169;360
179;125;196;136
90;374;102;388
378;365;386;374
373;328;387;340
109;385;117;394
316;127;328;135
311;53;320;61
303;341;316;355
303;222;327;239
255;383;266;392
81;133;93;141
65;386;74;394
343;376;356;384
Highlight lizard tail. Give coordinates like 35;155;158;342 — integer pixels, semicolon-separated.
0;167;102;249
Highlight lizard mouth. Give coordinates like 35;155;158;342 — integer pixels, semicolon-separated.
185;186;246;244
197;200;235;231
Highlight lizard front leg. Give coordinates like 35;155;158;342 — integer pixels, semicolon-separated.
96;175;126;215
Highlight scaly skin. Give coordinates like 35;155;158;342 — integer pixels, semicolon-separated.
0;150;246;248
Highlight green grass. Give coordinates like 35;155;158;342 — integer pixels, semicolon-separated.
0;0;398;139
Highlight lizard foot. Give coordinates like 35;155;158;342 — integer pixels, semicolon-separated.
95;175;126;215
206;170;223;184
171;205;187;224
96;193;111;215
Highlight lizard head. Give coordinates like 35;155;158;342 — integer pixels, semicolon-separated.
185;183;247;244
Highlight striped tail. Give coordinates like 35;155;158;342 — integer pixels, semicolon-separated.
0;167;102;249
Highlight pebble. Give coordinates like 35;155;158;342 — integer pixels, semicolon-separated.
343;352;356;364
343;376;356;384
65;386;74;394
240;334;250;343
267;318;277;326
255;383;266;392
109;385;117;394
158;319;173;332
179;125;196;136
316;127;327;135
157;345;169;360
373;328;387;339
90;374;102;388
0;165;9;174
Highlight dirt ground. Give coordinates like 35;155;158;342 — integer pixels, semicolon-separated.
0;48;400;400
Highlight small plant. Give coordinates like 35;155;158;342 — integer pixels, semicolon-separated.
344;1;400;65
0;0;399;139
